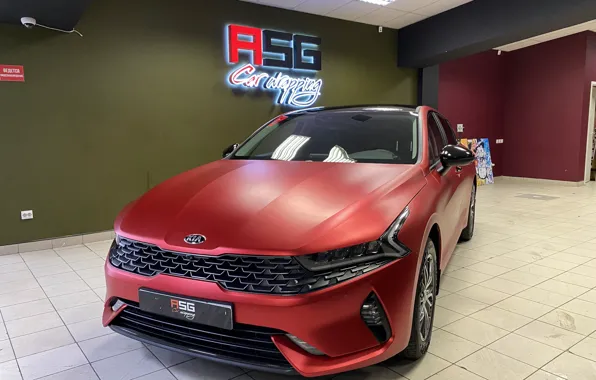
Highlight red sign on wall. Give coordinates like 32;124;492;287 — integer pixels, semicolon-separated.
0;65;25;82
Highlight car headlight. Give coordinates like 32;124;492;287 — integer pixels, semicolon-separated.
296;206;411;272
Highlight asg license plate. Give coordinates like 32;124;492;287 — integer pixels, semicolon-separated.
138;289;233;330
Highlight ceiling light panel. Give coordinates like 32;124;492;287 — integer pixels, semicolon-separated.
358;0;395;5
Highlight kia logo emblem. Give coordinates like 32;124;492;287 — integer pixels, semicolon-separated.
184;234;206;245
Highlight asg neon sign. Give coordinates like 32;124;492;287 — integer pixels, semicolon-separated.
226;24;323;108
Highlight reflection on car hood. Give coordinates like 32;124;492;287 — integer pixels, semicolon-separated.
116;160;424;254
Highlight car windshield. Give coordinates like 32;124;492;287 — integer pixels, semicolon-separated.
231;108;419;164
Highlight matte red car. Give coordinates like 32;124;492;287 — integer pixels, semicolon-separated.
103;105;476;377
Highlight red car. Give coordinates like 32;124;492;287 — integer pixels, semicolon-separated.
103;105;476;377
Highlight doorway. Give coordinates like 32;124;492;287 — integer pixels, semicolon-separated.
585;82;596;182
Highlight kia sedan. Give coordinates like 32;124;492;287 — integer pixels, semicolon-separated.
103;105;476;377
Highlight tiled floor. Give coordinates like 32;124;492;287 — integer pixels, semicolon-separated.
1;180;596;380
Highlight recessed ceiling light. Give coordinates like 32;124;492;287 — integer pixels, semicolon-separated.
358;0;396;5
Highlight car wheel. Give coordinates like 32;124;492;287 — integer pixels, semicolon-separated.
459;183;476;241
401;237;438;360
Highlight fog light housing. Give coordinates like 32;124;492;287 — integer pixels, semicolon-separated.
111;299;125;312
286;334;324;356
361;293;391;343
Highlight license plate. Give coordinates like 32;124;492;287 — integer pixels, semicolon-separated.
138;289;233;330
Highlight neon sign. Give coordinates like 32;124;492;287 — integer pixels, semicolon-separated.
225;24;323;108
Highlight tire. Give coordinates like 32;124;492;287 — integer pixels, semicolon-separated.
401;238;438;360
459;183;476;242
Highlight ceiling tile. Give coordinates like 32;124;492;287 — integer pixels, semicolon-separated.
356;7;407;25
496;39;541;52
416;0;472;16
386;0;438;12
326;1;380;21
382;12;428;29
294;0;352;15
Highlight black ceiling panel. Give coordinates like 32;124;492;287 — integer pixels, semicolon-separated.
0;0;93;30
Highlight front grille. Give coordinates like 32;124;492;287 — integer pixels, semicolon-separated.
110;301;292;372
109;237;391;295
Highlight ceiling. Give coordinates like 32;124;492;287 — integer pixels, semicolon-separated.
0;0;91;30
240;0;473;29
496;19;596;52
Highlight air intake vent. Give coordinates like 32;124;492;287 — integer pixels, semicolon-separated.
360;293;391;343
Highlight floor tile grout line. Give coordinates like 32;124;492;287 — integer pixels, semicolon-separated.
17;250;103;380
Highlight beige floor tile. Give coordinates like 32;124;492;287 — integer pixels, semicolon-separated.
569;265;596;279
37;364;99;380
0;262;29;275
0;299;55;322
29;264;73;278
515;287;573;307
58;302;104;325
466;262;511;276
563;246;596;258
133;369;176;380
50;290;101;310
516;321;584;350
42;280;91;298
456;285;510;305
18;344;88;380
570;336;596;363
0;339;15;363
433;306;465;328
66;318;111;342
517;263;565;278
36;272;81;287
67;258;105;271
539;309;596;336
11;326;74;358
146;345;193;367
478;278;530;295
427;365;485;380
533;258;580;271
443;317;509;345
548;252;592;264
494;296;553;318
448;256;481;268
498;270;550;286
0;278;40;296
0;360;22;380
169;357;244;380
429;330;482;363
488;334;562;367
579;289;596;303
542;352;596;380
484;257;528;270
332;365;406;379
0;254;23;265
5;311;64;338
0;288;46;308
457;348;536;380
436;294;489;316
91;347;163;380
388;353;450;380
78;333;143;362
561;298;596;319
555;272;596;288
439;277;476;293
535;279;591;297
525;370;568;380
470;306;533;332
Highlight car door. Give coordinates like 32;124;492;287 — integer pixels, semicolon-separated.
435;113;472;230
426;112;462;262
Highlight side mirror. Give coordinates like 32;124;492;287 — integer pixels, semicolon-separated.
222;144;239;158
440;144;475;168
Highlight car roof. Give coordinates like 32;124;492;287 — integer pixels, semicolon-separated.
285;104;420;116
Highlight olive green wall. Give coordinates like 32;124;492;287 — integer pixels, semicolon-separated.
0;0;417;245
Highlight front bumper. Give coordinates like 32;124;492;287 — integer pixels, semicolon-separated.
103;251;418;377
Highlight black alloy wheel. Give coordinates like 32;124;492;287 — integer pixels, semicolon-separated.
401;237;438;360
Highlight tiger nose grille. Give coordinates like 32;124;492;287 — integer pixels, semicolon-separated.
109;238;391;295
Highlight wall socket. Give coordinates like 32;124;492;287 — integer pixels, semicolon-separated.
457;124;464;133
21;210;34;220
496;139;504;144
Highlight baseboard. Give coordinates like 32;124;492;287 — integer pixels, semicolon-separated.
0;230;115;256
496;176;585;187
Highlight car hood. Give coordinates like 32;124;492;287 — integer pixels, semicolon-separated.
116;160;425;255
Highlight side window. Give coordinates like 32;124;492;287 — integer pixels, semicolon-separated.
437;114;457;145
428;112;446;165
